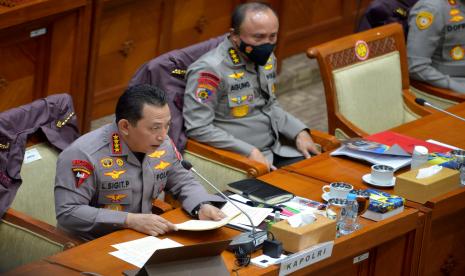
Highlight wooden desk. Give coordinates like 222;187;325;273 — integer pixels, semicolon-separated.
284;102;465;275
7;171;420;276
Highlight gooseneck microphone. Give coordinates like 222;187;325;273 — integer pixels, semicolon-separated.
181;160;267;254
415;98;465;122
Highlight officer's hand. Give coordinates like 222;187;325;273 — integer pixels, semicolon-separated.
125;213;177;236
248;148;276;171
295;130;321;158
198;204;226;221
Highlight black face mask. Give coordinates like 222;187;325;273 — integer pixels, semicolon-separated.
239;40;275;66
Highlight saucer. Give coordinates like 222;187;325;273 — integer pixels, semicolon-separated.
362;173;396;188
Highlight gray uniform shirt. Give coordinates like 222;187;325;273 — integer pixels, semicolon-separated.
55;123;224;240
407;0;465;93
183;37;307;162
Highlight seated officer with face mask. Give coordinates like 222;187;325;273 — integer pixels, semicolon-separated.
55;84;225;240
183;2;320;172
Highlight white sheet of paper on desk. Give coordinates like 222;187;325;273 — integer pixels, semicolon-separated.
224;201;273;227
109;237;183;268
176;217;232;230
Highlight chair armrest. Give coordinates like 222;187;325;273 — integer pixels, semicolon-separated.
309;129;341;151
2;208;84;249
410;79;465;103
402;89;433;116
151;199;174;215
185;139;269;177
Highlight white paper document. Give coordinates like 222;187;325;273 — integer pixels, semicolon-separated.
175;201;272;231
109;236;183;268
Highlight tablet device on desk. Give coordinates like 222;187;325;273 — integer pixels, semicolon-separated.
124;239;231;276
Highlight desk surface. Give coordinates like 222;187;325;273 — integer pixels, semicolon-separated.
19;171;417;276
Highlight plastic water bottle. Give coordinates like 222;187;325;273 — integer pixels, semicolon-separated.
338;193;359;236
460;164;465;186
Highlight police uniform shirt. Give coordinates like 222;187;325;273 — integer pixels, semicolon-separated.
407;0;465;93
55;123;224;239
183;37;307;162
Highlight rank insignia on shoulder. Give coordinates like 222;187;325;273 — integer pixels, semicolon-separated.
104;170;126;179
56;111;75;128
450;46;465;60
394;7;407;17
228;48;241;65
416;11;434;30
231;105;249;117
171;68;187;78
354;40;369;60
154;161;171;170
105;194;127;203
72;167;91;188
228;72;245;79
112;133;122;154
100;157;113;168
148;150;166;158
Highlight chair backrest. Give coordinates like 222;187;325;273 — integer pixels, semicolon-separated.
308;23;412;137
129;34;226;152
10;142;59;225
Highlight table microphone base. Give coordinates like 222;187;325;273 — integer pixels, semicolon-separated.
227;231;268;254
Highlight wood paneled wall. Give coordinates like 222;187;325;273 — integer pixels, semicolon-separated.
0;0;370;131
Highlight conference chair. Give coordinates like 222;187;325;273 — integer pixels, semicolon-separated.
308;23;431;140
356;1;464;109
130;35;340;192
0;95;83;272
410;79;465;109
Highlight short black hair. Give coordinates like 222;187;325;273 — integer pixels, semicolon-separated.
231;2;277;34
115;84;167;125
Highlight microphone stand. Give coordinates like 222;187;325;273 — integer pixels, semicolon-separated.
415;98;465;122
182;161;266;254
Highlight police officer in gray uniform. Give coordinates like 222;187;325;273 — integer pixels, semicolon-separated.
407;0;465;93
183;2;320;171
55;85;225;240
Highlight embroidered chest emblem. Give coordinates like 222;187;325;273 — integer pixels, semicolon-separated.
104;170;126;179
148;150;166;158
154;161;171;170
105;194;127;203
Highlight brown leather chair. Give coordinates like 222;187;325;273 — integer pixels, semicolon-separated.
130;36;340;192
308;23;432;140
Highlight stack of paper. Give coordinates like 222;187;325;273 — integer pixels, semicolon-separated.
109;236;183;268
175;201;273;231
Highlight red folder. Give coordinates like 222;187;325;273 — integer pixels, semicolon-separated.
365;131;451;154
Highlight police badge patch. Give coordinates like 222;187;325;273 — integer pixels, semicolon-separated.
416;11;434;30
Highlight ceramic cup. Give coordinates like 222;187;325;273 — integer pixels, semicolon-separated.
322;182;353;199
371;164;394;185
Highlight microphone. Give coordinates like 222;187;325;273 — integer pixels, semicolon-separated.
181;160;267;254
415;98;465;122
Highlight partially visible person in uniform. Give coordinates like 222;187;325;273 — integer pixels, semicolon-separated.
357;0;418;38
55;84;225;240
407;0;465;93
183;2;320;172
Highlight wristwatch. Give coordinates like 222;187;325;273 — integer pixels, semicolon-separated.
192;201;211;218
